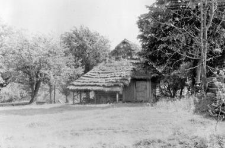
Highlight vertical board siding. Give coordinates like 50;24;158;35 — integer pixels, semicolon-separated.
123;80;135;102
134;81;137;101
122;79;154;102
136;81;148;101
92;79;155;103
95;91;117;103
147;80;150;101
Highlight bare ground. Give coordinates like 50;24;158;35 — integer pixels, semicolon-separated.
0;100;225;148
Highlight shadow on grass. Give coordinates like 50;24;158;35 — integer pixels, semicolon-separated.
0;103;148;116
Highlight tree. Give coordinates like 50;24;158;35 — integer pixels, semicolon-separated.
137;0;225;96
0;22;16;90
61;26;110;73
1;32;81;104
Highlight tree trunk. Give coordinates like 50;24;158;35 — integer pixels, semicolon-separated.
172;88;177;98
196;61;202;85
53;85;56;104
49;84;52;104
180;88;184;98
196;0;204;89
29;81;41;104
65;94;68;103
202;0;208;93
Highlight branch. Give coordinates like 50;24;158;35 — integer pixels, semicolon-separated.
149;16;201;43
168;45;200;60
207;65;216;73
215;10;225;33
171;57;185;68
207;0;216;29
184;63;202;71
206;55;221;61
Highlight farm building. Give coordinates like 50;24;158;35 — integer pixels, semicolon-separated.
68;59;158;104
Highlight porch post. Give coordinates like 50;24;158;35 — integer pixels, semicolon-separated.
95;92;97;104
116;93;119;103
73;91;75;105
79;91;82;103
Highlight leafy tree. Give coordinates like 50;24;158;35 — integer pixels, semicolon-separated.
1;32;81;104
61;26;110;73
57;62;83;103
137;0;225;96
0;22;16;90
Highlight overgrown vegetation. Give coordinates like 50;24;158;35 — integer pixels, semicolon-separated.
134;134;225;148
208;70;225;120
137;0;225;97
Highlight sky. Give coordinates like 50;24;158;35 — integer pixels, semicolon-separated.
0;0;156;49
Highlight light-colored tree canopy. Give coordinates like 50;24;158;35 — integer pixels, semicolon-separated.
0;24;83;103
62;26;110;73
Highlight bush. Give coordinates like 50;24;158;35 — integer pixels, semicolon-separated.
194;96;213;114
207;71;225;120
0;83;28;103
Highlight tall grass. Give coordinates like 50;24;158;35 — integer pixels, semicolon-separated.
134;96;225;148
154;96;197;113
154;95;214;115
134;134;225;148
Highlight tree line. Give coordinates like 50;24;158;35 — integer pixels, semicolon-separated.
137;0;225;97
0;24;110;104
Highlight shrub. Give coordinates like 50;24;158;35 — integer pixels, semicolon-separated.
207;71;225;120
0;83;28;103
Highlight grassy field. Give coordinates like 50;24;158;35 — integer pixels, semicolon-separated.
0;98;225;148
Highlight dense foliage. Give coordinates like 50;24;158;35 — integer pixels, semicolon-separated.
1;32;81;103
137;0;225;97
0;22;111;103
61;26;110;73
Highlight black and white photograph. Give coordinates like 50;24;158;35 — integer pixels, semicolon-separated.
0;0;225;147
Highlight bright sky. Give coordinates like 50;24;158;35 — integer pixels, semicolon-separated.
0;0;155;49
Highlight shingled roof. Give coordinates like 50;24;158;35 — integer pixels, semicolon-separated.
68;60;135;92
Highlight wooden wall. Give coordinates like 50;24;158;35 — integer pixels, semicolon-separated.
95;91;118;104
123;79;154;102
123;80;135;102
85;79;157;104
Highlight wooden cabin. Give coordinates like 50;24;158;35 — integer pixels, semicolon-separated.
68;60;158;104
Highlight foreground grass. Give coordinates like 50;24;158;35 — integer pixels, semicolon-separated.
0;98;225;148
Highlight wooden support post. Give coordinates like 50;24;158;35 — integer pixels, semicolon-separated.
65;94;68;103
79;91;82;104
95;91;97;104
134;82;136;101
116;93;119;103
147;80;150;102
73;92;75;105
